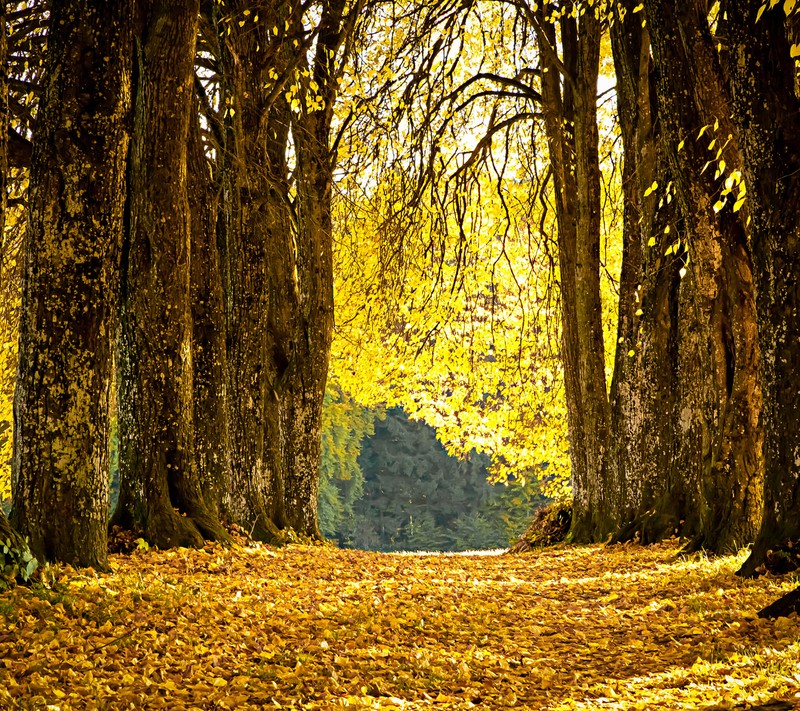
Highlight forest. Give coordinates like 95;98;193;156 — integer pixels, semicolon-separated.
2;0;800;708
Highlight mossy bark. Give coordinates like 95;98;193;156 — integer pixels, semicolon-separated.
115;0;228;548
11;0;132;568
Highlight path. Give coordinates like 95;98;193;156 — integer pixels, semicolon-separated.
1;541;799;709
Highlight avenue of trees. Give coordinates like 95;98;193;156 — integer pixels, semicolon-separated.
0;0;799;611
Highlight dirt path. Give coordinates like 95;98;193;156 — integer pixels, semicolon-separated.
1;541;798;709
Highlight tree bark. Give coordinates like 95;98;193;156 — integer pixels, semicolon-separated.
607;0;686;544
11;0;132;568
643;0;763;554
537;5;611;541
279;0;351;538
115;0;227;548
723;0;800;576
215;0;292;543
188;94;231;517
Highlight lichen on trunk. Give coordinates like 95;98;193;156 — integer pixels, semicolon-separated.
11;0;133;569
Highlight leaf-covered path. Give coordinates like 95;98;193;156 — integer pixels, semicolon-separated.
1;541;799;710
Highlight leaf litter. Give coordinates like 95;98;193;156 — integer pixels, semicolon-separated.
1;540;799;710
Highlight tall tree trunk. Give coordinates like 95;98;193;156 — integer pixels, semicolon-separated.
188;95;231;517
607;0;686;543
723;0;800;576
643;0;762;553
279;0;352;538
0;4;29;569
216;0;291;543
537;5;611;541
11;0;132;568
115;0;227;548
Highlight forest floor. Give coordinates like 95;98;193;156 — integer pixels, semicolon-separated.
1;540;799;710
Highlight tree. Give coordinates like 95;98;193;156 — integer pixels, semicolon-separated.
11;0;133;567
213;0;295;542
114;0;228;547
199;0;364;541
723;0;800;577
604;0;689;544
279;0;359;538
533;1;612;541
642;0;762;553
188;80;231;518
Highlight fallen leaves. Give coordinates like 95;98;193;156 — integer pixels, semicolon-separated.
0;541;799;709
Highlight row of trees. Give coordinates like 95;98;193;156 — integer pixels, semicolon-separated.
1;0;364;569
354;0;799;580
560;0;800;578
1;0;799;601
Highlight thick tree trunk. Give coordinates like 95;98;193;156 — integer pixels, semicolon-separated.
723;0;800;576
644;0;763;554
188;97;231;517
115;0;227;548
537;8;611;542
607;2;686;544
11;0;132;568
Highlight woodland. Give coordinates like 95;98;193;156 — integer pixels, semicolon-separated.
2;0;800;707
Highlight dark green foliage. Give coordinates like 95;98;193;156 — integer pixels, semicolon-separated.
0;536;37;590
318;391;377;539
320;406;547;552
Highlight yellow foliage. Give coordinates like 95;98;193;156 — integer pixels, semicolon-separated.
330;4;624;498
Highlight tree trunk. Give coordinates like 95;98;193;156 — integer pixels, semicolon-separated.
215;0;291;543
607;0;686;544
11;0;132;568
188;95;231;517
115;0;227;548
0;7;27;572
537;7;611;542
644;0;763;554
723;0;800;576
278;0;350;538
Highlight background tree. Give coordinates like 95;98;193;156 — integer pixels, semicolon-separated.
606;0;685;543
114;0;228;547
